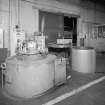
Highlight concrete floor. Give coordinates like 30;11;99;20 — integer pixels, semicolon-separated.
0;53;105;105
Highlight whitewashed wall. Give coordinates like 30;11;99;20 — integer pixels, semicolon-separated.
0;0;9;49
20;1;39;35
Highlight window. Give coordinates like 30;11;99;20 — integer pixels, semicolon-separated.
97;25;105;38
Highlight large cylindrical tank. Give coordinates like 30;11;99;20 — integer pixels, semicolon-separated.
4;54;56;98
72;47;96;73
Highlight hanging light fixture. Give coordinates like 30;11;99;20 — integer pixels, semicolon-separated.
15;0;20;28
18;0;20;26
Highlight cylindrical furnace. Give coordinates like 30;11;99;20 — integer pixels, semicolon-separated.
4;54;56;98
72;47;96;73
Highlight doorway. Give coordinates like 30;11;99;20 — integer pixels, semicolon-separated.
39;11;78;46
64;16;77;46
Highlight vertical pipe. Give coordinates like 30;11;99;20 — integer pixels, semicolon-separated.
8;0;11;56
94;1;96;24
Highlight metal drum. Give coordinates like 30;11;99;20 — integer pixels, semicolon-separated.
72;47;96;73
4;54;56;98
